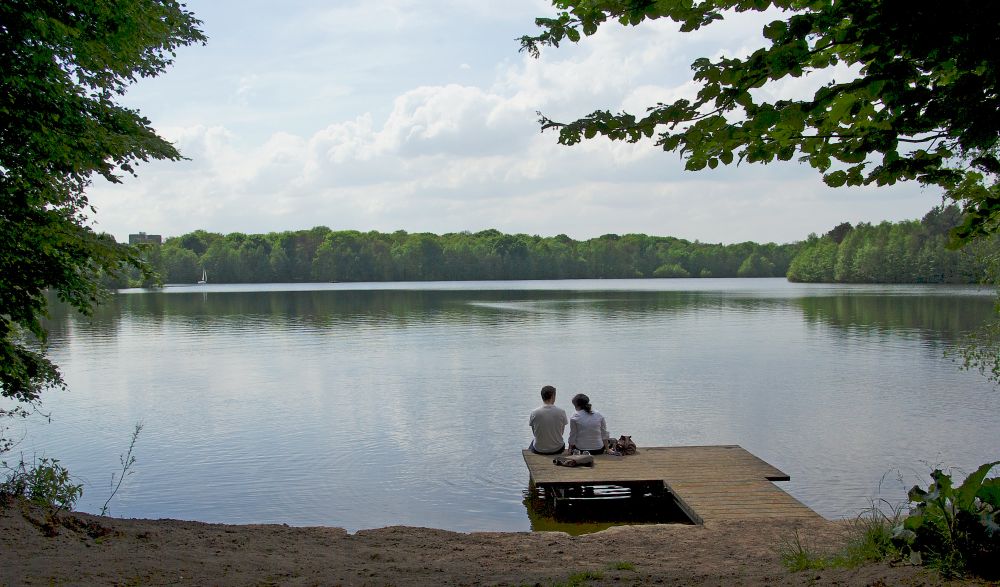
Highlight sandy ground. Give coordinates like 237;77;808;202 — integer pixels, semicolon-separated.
0;500;978;586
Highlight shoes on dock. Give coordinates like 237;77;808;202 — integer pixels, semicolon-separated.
553;454;594;467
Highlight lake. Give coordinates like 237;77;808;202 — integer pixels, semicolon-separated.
13;278;1000;532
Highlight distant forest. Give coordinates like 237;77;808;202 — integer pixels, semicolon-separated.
787;205;994;283
120;205;994;287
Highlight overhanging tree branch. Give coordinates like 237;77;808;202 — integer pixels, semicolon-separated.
524;0;1000;245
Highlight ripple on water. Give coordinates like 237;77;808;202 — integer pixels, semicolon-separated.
28;282;1000;531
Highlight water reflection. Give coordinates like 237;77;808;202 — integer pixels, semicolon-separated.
25;280;1000;532
795;294;992;339
45;284;996;341
522;481;693;535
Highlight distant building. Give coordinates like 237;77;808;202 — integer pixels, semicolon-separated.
129;232;162;245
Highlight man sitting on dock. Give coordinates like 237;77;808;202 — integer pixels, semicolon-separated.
529;385;568;455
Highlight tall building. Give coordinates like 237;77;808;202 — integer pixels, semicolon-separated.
128;232;162;245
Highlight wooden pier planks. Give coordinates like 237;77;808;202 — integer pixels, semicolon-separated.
522;445;821;523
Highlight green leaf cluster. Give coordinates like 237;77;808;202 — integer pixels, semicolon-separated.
522;1;1000;245
0;3;205;409
893;462;1000;579
1;456;82;513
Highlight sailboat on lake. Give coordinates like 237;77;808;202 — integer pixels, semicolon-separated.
197;269;207;285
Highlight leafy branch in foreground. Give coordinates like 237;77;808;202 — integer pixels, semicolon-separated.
521;1;1000;247
0;1;206;433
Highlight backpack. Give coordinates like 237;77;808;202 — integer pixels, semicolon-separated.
617;435;637;455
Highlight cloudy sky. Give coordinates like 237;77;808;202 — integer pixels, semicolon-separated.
87;0;943;245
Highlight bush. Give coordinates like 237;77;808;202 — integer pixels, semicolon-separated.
893;461;1000;579
652;263;690;278
1;457;82;514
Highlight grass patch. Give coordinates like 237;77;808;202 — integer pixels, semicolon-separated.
840;499;903;567
779;500;904;573
778;529;831;571
606;561;635;571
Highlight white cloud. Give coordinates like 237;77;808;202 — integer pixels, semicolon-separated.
88;0;939;246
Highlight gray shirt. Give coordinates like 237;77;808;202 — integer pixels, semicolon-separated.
529;404;568;453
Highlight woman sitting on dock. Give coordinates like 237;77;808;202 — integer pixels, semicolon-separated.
568;394;609;455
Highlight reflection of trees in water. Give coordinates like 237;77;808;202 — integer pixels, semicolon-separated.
42;289;996;346
794;295;995;341
43;290;711;337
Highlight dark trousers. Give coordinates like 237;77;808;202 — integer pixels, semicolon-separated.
529;441;565;455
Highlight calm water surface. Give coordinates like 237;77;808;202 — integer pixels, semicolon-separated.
14;279;1000;531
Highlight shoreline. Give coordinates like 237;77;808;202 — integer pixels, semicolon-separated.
3;500;958;586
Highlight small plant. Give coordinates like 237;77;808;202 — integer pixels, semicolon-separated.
893;461;1000;579
606;561;635;571
842;499;903;566
101;422;143;516
0;456;82;514
780;500;905;573
778;529;831;571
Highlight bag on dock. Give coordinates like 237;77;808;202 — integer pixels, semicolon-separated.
616;435;637;455
553;454;594;467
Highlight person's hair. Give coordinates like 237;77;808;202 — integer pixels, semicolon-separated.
572;393;592;414
540;385;556;402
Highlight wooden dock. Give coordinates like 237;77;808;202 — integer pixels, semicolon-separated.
522;445;821;524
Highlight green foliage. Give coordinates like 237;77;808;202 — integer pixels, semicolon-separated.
522;1;1000;246
842;500;904;566
151;228;799;283
652;262;690;278
955;317;1000;385
606;561;635;571
737;251;776;277
786;237;838;282
787;205;993;283
778;529;830;571
0;2;205;414
780;501;902;573
893;462;1000;578
141;210;993;284
1;457;82;513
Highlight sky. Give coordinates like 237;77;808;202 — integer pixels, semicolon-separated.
87;0;945;245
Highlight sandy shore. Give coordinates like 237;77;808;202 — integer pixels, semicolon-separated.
1;500;969;586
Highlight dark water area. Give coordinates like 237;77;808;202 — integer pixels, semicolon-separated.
15;279;1000;532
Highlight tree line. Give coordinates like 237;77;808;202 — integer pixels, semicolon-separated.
787;205;995;284
114;205;996;287
122;228;799;286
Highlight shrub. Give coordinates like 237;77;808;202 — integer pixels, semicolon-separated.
1;457;83;514
893;461;1000;579
652;263;690;278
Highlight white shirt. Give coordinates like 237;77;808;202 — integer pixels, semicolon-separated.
568;409;608;451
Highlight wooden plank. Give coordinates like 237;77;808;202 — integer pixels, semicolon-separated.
523;445;820;524
522;445;789;485
668;479;820;523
